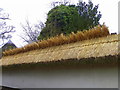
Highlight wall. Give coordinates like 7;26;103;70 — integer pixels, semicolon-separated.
0;48;2;88
0;48;2;59
2;62;118;89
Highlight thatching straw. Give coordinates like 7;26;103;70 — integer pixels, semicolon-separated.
1;34;119;66
3;25;110;56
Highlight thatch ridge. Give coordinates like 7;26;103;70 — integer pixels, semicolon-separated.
1;34;119;66
3;25;110;56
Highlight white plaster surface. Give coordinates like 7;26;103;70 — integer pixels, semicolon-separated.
2;65;118;88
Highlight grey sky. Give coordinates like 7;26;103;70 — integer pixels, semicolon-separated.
0;0;119;47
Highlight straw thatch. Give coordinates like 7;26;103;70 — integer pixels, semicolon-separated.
0;34;119;66
3;25;110;56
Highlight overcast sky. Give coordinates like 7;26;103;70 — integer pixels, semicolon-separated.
0;0;119;47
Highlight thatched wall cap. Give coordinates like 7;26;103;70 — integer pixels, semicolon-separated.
0;34;119;66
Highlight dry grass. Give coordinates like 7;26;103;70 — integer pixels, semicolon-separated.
3;25;110;56
1;34;118;66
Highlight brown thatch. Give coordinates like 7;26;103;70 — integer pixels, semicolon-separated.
3;25;110;56
0;34;119;66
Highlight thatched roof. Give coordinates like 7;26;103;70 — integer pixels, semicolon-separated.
0;34;119;66
3;25;110;56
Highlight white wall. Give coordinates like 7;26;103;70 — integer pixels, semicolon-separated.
2;64;118;88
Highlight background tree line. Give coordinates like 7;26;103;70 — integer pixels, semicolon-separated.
0;0;102;45
38;0;102;40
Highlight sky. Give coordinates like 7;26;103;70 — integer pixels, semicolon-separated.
0;0;119;47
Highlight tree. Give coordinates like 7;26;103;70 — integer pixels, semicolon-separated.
38;1;102;40
51;0;70;8
0;8;15;46
20;20;44;44
38;5;79;40
77;1;101;30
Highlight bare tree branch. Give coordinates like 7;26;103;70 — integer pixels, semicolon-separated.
51;0;70;8
0;8;15;46
20;20;44;44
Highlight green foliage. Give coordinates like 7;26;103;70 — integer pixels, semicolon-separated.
76;1;101;30
38;1;102;40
